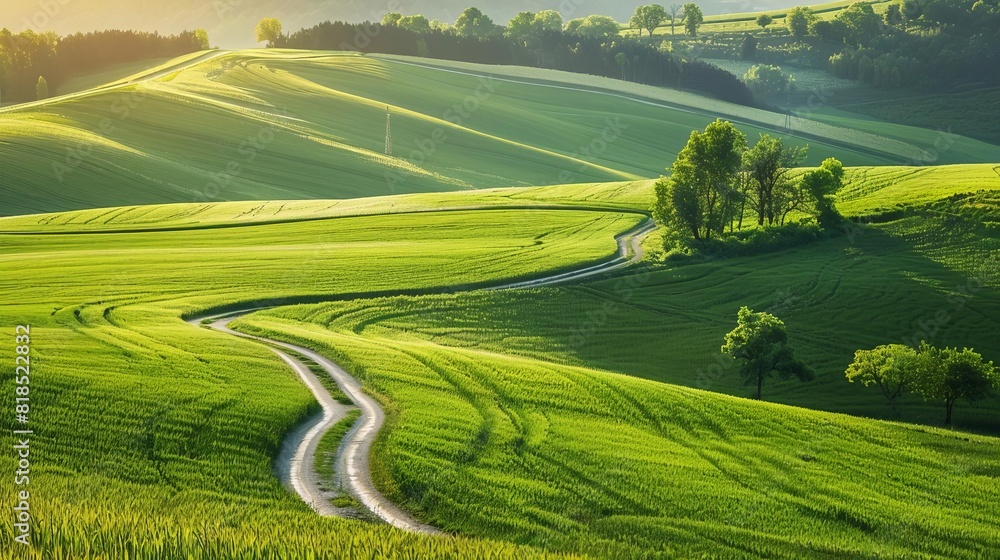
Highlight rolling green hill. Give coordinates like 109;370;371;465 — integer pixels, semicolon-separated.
0;190;641;557
1;167;998;557
3;49;997;217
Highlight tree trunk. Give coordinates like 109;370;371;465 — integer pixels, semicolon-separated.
757;373;763;400
945;399;954;425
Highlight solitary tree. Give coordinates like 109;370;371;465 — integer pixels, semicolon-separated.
682;3;704;36
785;7;813;39
722;307;813;400
631;5;669;37
914;344;998;425
846;344;920;406
35;76;48;100
756;14;774;30
654;119;747;241
255;18;283;47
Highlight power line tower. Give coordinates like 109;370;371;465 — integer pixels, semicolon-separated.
384;106;392;156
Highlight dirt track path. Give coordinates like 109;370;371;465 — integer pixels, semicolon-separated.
191;215;656;533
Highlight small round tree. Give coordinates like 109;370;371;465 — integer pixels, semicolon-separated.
756;14;774;30
722;307;813;400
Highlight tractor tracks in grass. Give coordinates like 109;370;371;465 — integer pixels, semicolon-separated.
187;215;656;534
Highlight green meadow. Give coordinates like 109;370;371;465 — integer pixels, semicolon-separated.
0;198;641;558
0;40;998;559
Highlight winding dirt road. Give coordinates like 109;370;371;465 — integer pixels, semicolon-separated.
191;215;655;533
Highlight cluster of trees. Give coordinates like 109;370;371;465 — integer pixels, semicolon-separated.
781;0;1000;90
0;29;208;102
653;119;843;243
276;9;754;105
629;4;704;37
847;343;998;424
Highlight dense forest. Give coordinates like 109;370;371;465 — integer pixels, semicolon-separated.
279;13;754;105
0;29;209;102
771;0;1000;90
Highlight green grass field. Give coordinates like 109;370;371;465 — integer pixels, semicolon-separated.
2;39;1000;559
2;164;996;557
0;193;644;558
3;49;998;216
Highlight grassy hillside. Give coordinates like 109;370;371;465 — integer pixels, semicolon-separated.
5;49;998;217
271;165;1000;432
1;167;997;557
0;189;642;557
232;310;1000;558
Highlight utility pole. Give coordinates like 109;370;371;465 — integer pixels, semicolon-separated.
385;106;392;156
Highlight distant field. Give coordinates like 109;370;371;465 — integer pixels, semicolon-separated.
55;56;175;96
838;87;1000;145
5;49;999;216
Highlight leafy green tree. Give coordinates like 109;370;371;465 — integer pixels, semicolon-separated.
631;5;669;37
722;307;813;400
507;11;536;43
742;134;807;226
682;3;704;36
743;64;791;97
785;7;813;38
654;120;747;241
382;12;403;26
533;10;564;32
399;15;431;32
35;75;48;100
756;14;774;30
565;15;621;41
837;3;883;46
800;157;844;227
194;29;211;49
846;344;919;405
914;344;998;425
255;18;283;47
455;7;498;37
